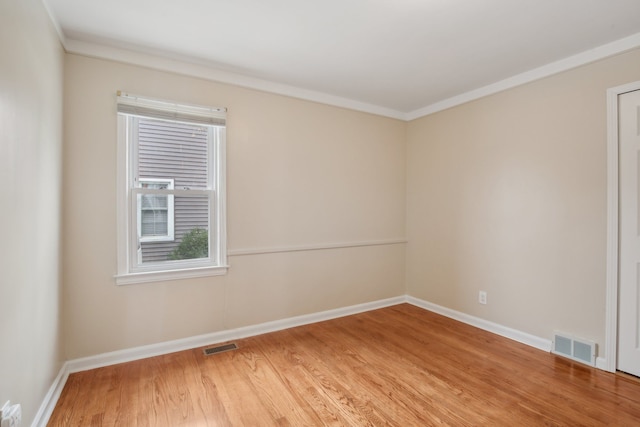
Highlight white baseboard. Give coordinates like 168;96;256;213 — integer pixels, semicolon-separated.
65;295;406;374
34;295;405;426
31;365;69;427
596;357;610;371
405;296;552;352
36;294;611;426
408;297;610;371
406;298;610;371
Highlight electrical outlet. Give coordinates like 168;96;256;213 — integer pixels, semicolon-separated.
478;291;487;305
0;402;8;422
0;401;21;427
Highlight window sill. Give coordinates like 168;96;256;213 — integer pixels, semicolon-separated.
115;265;228;285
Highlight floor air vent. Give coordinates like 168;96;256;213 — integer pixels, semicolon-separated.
203;343;238;356
552;332;596;366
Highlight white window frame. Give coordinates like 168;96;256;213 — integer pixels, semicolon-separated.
137;178;175;243
115;92;228;285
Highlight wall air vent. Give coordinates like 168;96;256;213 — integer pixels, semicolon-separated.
203;343;238;356
551;332;596;366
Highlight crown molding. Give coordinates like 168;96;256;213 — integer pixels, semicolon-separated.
40;1;640;123
63;38;408;120
406;32;640;120
63;31;640;122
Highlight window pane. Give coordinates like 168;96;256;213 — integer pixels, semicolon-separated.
138;194;210;264
137;118;209;190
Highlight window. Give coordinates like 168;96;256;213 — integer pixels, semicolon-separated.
116;92;227;284
138;178;174;242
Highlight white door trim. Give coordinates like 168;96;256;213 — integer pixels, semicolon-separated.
605;81;640;373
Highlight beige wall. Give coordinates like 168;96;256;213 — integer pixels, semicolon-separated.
0;0;64;424
62;24;640;369
407;48;640;358
63;54;406;359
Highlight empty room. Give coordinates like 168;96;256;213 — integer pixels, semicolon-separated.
3;0;640;425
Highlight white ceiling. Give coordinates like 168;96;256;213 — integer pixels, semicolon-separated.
44;0;640;119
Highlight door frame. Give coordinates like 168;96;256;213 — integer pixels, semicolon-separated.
605;81;640;373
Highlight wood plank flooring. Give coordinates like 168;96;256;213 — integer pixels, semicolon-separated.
48;304;640;426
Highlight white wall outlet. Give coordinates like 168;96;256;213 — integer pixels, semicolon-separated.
478;291;487;305
0;401;21;427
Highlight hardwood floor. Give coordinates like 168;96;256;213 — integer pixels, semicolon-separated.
48;304;640;426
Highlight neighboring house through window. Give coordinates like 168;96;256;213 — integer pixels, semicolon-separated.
116;92;227;284
138;178;174;243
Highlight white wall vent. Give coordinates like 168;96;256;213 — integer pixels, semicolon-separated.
551;331;596;366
